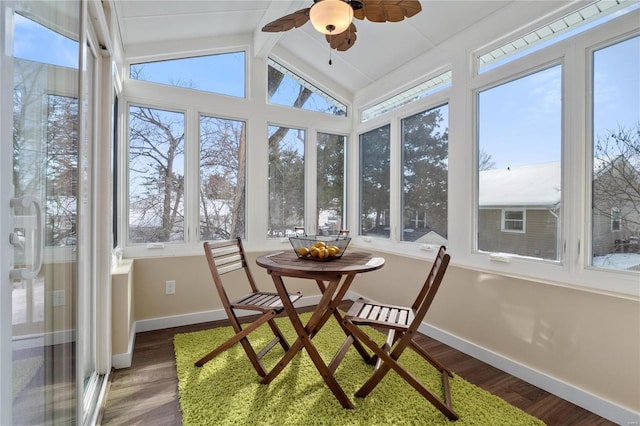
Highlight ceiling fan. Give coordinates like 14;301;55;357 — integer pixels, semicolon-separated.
262;0;422;52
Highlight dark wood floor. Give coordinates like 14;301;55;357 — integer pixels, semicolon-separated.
99;303;616;426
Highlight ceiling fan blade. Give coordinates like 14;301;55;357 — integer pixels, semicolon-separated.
353;0;422;23
325;23;358;52
262;8;311;32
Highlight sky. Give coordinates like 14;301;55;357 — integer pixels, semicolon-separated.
479;35;639;169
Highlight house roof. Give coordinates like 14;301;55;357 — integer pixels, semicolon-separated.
479;162;561;208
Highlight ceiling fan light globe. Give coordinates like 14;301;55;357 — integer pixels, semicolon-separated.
310;0;353;35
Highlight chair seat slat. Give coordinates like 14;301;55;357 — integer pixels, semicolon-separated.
388;308;399;324
369;305;381;321
379;307;390;321
398;309;408;325
359;303;372;319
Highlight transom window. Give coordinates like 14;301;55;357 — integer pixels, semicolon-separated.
477;0;637;73
267;59;347;116
361;71;451;122
130;52;246;97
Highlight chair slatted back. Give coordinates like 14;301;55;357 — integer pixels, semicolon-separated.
204;238;258;309
409;245;450;332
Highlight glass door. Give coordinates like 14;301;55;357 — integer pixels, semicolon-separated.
0;1;99;423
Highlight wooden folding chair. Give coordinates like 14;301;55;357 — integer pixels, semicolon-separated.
339;245;459;420
195;238;302;377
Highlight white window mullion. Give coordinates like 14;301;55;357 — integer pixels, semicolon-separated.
389;117;401;242
306;127;317;235
562;45;585;275
186;106;199;248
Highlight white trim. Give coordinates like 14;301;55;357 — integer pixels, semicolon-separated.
111;323;136;369
418;321;640;425
134;294;323;333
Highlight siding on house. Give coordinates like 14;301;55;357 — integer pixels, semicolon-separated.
478;208;559;259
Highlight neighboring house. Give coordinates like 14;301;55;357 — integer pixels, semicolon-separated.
592;156;640;255
478;162;561;260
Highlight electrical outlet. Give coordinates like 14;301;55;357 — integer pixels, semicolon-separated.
165;280;176;295
52;290;66;306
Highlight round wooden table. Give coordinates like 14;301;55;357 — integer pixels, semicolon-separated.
256;250;385;409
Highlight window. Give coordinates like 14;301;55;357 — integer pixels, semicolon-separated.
610;208;621;232
477;0;636;73
362;71;451;122
591;35;640;268
317;132;346;234
401;104;449;243
128;105;185;243
268;59;347;116
359;125;390;238
130;52;246;97
502;209;525;232
268;125;305;237
199;115;246;240
477;65;562;260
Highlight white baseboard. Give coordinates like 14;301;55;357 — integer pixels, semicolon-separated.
134;294;323;333
418;321;639;425
112;322;136;369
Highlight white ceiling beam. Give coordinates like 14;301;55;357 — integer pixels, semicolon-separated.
253;0;307;59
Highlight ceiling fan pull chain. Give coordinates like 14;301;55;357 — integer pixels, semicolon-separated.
329;42;332;65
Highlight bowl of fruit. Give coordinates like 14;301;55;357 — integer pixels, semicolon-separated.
289;230;350;261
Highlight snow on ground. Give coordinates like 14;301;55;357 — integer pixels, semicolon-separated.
592;253;640;271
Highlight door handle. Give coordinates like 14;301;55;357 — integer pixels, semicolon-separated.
9;196;43;280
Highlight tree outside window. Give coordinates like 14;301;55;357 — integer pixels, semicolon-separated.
317;132;345;234
401;105;448;243
199;116;246;240
359;125;390;238
268;125;305;237
128;105;185;243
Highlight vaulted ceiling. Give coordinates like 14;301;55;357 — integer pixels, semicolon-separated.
114;1;582;98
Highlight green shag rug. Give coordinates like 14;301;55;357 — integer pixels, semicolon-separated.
174;313;545;426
